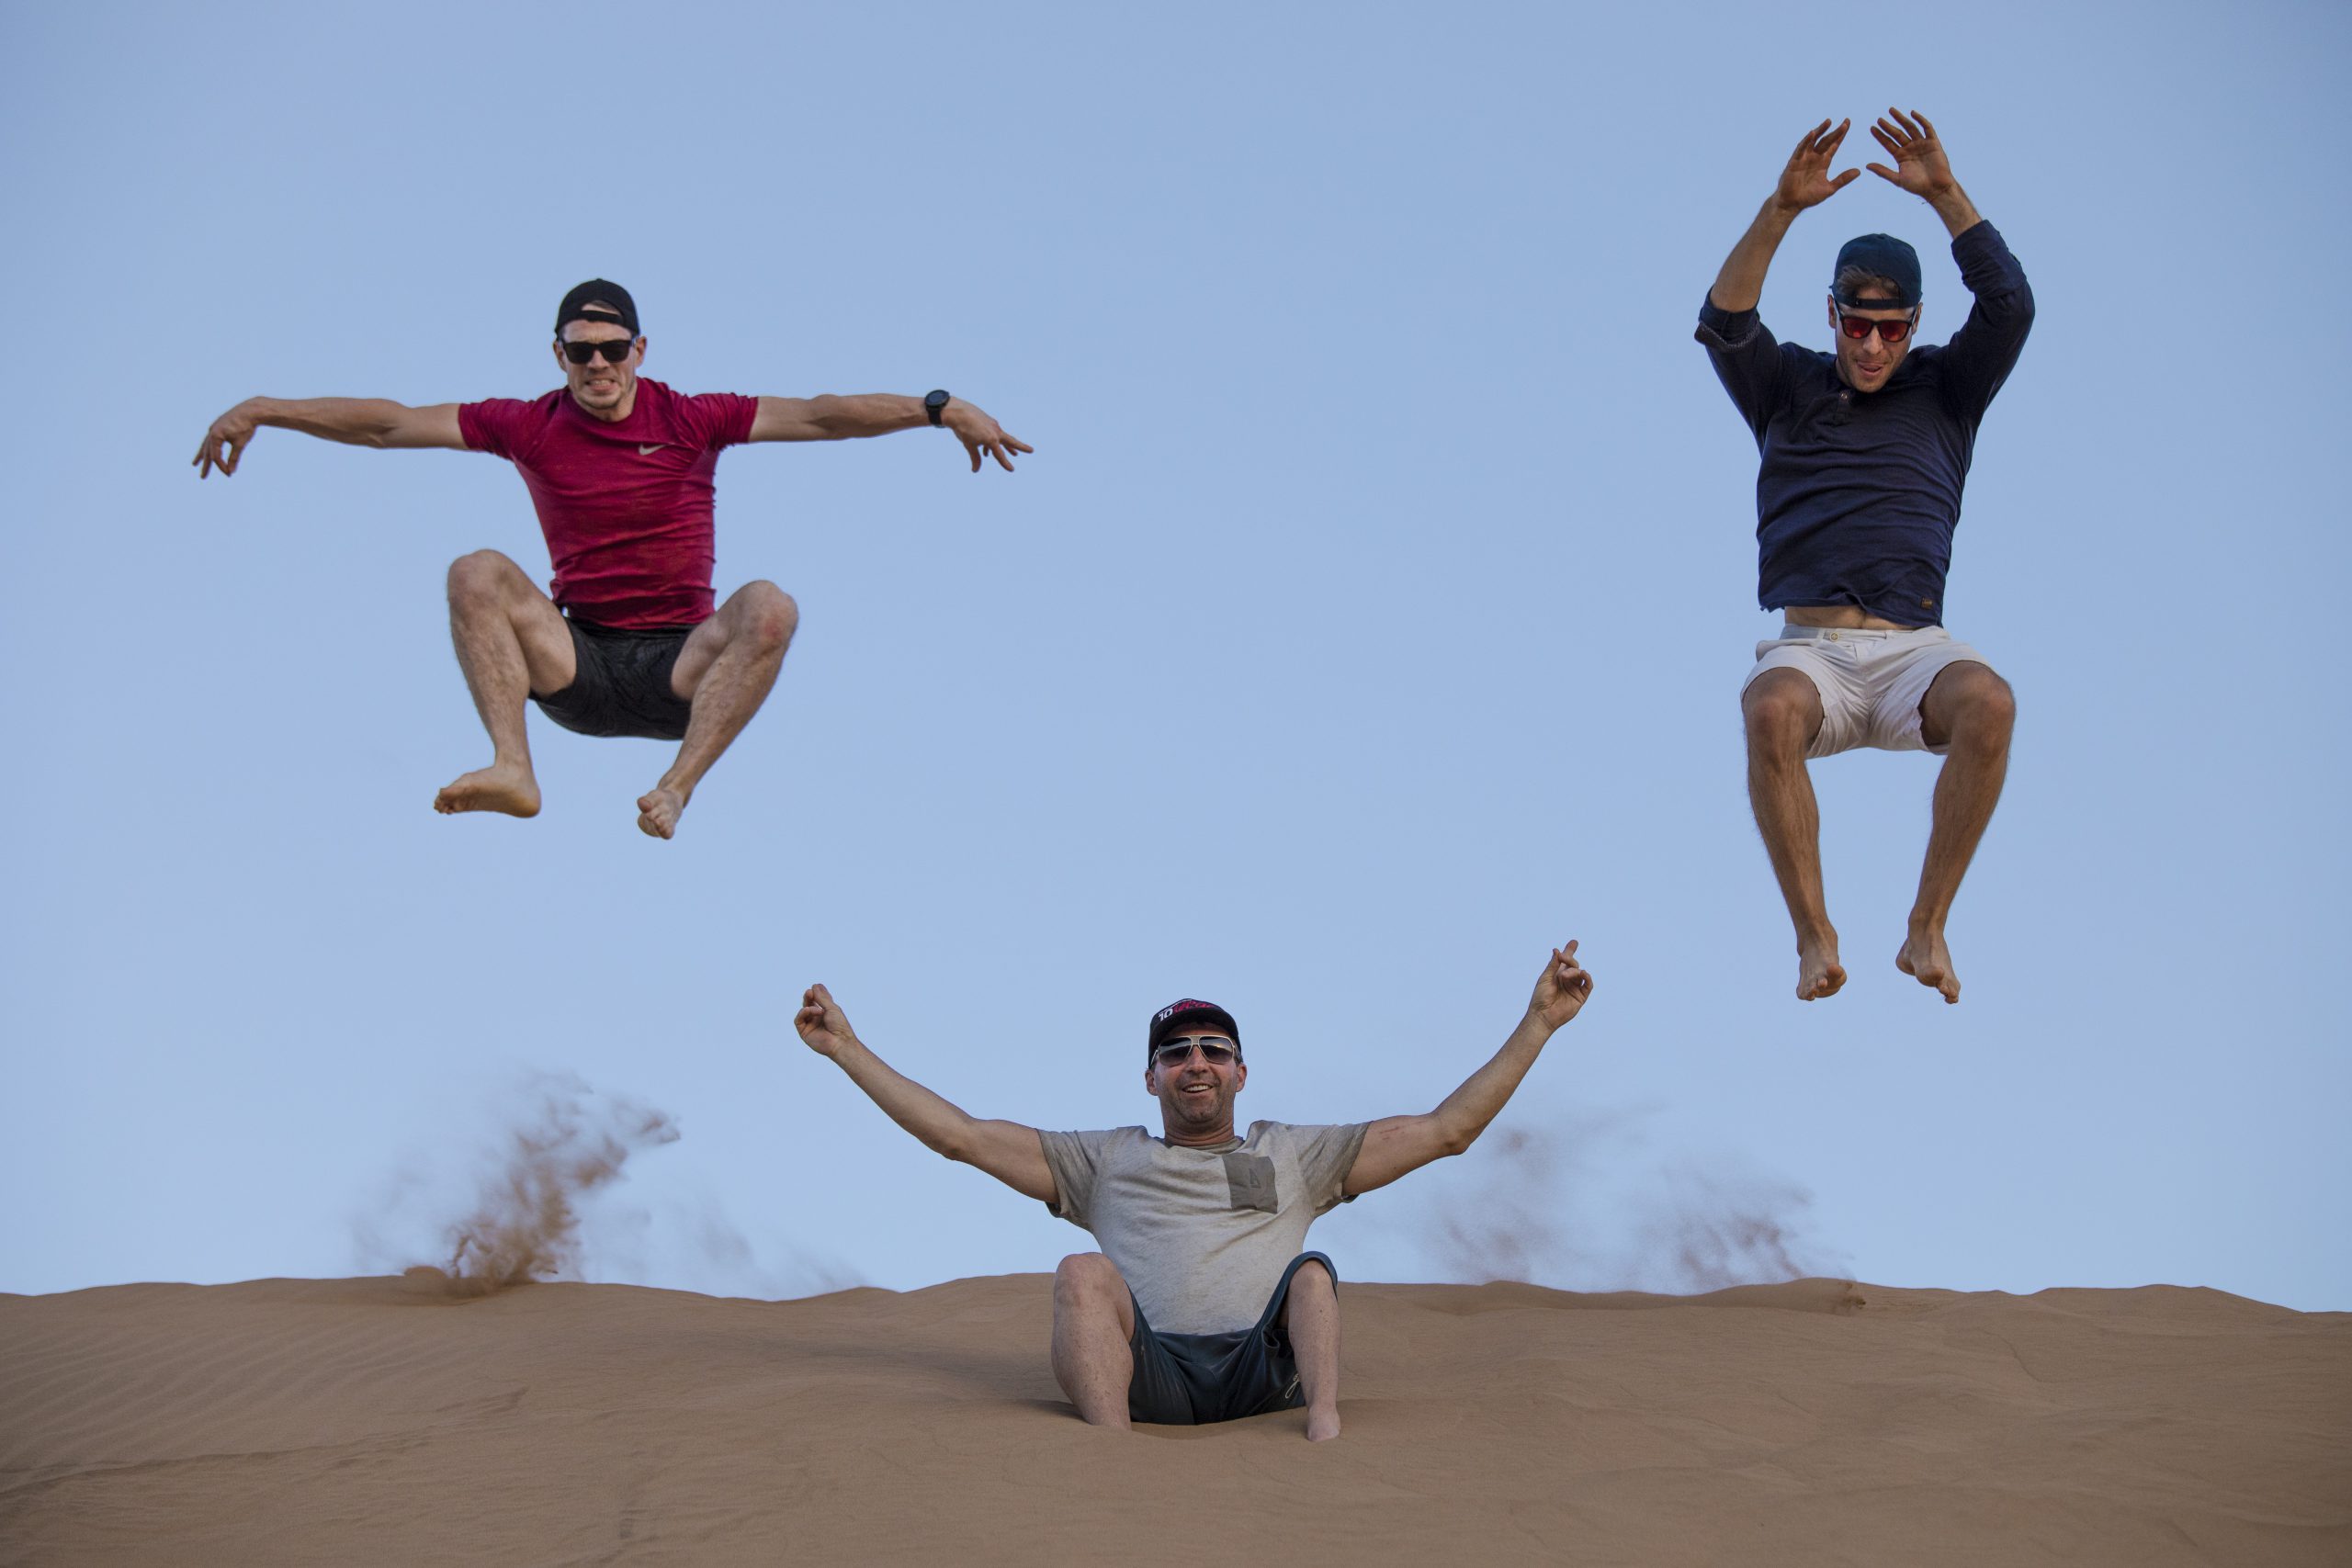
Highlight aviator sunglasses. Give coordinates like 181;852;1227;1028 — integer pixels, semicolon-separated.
1830;301;1917;344
560;337;639;365
1153;1035;1239;1069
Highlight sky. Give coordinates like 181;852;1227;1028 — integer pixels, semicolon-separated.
5;0;2347;1312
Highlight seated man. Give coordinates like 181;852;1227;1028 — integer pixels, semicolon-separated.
793;942;1595;1440
194;278;1030;839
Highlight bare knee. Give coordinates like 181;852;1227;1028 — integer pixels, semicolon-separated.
1928;666;2016;752
447;549;524;607
1742;672;1818;753
1054;1252;1125;1307
735;581;798;653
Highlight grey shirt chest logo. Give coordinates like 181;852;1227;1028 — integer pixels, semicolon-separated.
1223;1153;1279;1213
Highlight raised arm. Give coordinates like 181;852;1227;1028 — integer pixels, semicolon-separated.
193;397;464;478
749;393;1033;473
794;983;1057;1203
1864;107;1981;239
1342;942;1596;1197
1709;118;1861;312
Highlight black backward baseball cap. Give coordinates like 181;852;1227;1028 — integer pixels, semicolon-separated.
556;278;639;336
1832;234;1922;308
1148;998;1240;1058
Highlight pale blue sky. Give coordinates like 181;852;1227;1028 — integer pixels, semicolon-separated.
6;0;2346;1310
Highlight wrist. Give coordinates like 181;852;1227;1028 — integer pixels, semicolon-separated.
1928;184;1980;234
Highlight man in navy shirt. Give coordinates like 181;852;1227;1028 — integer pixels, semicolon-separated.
1697;112;2033;1004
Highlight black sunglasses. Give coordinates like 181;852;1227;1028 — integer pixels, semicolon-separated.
560;337;637;365
1152;1036;1238;1069
1830;301;1917;344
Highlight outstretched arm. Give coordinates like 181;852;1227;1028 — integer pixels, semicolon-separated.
794;983;1057;1203
750;393;1033;473
193;397;464;478
1341;942;1596;1197
1864;107;1981;238
1709;118;1860;313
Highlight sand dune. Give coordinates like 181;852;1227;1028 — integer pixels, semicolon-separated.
3;1273;2346;1565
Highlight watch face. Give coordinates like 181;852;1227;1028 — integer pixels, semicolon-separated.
924;390;949;410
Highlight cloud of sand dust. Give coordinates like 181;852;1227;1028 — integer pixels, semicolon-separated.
1398;1112;1847;1293
427;1076;681;1296
356;1071;858;1301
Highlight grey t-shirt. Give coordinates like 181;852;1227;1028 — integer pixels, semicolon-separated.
1037;1120;1368;1336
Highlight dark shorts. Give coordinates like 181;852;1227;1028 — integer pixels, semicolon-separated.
1127;1252;1333;1427
532;618;697;741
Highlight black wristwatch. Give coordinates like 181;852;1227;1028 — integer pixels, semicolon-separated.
923;389;950;426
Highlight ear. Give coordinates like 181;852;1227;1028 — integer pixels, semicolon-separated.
1143;1063;1158;1096
1826;298;1838;331
1233;1061;1247;1093
634;335;649;365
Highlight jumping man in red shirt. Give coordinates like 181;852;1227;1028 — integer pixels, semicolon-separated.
194;279;1031;839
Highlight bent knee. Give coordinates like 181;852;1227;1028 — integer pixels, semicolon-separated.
1054;1252;1124;1294
447;549;524;602
1291;1258;1335;1294
1742;673;1819;742
1939;666;2018;739
738;581;799;649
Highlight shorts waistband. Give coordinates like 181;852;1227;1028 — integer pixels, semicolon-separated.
1773;623;1942;641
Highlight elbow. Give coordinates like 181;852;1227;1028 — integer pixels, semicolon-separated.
1431;1122;1479;1160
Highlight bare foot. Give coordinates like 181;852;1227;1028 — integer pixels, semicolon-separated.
433;763;541;818
1896;927;1962;1004
636;786;688;840
1306;1406;1340;1442
1796;932;1847;1001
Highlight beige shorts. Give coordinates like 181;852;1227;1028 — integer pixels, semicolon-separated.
1743;624;1995;759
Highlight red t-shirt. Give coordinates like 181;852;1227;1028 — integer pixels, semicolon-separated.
458;379;760;628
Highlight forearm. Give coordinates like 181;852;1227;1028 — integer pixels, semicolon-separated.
245;396;423;448
1709;198;1801;313
1427;1013;1555;1151
801;393;933;439
826;1038;982;1159
1927;182;1983;240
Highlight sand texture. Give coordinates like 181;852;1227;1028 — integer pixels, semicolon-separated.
3;1273;2347;1566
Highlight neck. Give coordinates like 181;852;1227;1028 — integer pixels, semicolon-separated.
1161;1118;1238;1148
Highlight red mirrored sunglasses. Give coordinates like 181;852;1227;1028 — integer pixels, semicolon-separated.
1831;301;1917;344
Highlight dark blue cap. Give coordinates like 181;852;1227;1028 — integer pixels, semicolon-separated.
1832;234;1921;307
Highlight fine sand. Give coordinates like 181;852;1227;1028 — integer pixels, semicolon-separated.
4;1273;2347;1565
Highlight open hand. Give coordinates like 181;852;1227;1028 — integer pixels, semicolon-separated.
1526;941;1594;1032
942;400;1034;473
193;400;262;479
795;983;861;1058
1866;107;1956;198
1773;119;1861;215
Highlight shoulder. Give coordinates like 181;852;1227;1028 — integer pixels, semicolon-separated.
1248;1120;1358;1148
662;383;760;444
458;389;565;453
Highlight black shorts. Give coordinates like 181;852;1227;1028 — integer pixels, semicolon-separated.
532;618;696;741
1127;1252;1333;1426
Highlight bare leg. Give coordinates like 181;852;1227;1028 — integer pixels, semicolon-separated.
1050;1254;1135;1430
1742;671;1845;1000
1899;663;2016;1004
1280;1260;1341;1442
635;581;798;839
435;550;576;818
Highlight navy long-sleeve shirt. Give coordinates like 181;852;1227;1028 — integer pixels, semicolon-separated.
1695;220;2034;627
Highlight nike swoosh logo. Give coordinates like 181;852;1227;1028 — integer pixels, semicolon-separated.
638;444;664;456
